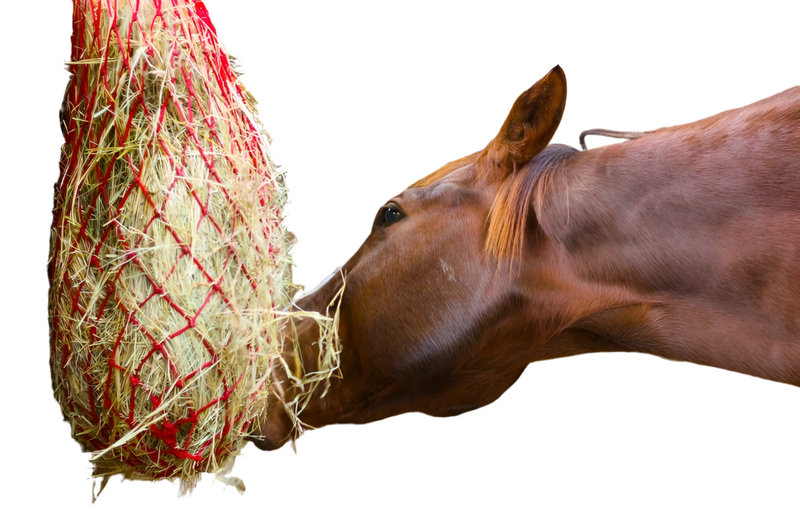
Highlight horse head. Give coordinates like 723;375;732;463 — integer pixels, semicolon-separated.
253;66;579;449
252;65;800;457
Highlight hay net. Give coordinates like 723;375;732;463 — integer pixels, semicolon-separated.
49;0;339;489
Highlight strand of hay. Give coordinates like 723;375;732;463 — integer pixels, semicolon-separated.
49;0;339;492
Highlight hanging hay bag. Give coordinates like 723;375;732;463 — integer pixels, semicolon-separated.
49;0;325;489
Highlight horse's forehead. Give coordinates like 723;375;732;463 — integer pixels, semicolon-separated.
407;152;482;189
438;162;476;184
403;164;483;207
411;163;476;194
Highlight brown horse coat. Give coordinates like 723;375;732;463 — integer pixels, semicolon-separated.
253;67;800;450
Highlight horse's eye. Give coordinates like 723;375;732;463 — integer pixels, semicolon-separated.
375;204;405;227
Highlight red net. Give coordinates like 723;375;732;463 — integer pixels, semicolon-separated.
49;0;289;486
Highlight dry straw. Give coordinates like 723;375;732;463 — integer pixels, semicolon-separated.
49;0;339;492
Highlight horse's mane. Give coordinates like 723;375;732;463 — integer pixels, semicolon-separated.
482;144;579;261
409;144;579;261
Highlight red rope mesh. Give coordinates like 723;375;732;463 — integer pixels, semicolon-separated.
49;0;287;484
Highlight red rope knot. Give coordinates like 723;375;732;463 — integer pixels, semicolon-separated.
171;449;202;462
150;419;179;448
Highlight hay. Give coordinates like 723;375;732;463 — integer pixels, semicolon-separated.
49;0;339;491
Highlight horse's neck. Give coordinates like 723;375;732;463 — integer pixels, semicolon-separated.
556;295;800;387
535;132;800;387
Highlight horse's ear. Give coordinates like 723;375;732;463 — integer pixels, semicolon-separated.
481;65;567;180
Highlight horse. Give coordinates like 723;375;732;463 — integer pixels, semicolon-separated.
251;66;800;450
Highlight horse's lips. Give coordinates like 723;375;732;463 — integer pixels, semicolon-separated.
255;269;345;451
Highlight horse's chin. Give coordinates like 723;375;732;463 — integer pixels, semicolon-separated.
248;400;296;451
248;427;291;451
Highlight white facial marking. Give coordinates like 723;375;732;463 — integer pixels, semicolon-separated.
439;258;456;282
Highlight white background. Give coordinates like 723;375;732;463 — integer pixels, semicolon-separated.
5;1;800;522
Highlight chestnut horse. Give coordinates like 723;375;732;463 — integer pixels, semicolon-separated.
253;66;800;450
